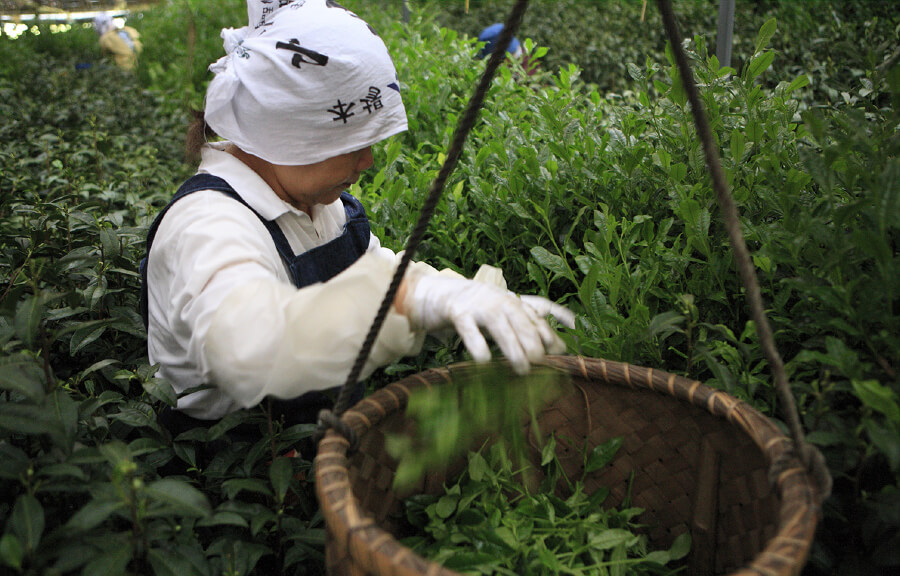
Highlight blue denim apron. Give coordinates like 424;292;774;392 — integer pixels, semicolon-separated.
140;173;369;430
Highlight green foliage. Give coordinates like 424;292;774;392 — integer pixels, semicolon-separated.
402;441;691;575
427;0;899;103
135;0;247;113
0;22;98;76
0;13;324;575
0;1;897;575
386;365;569;490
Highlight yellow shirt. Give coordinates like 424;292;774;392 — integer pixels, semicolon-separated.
99;27;142;70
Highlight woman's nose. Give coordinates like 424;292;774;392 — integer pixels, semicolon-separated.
357;146;374;171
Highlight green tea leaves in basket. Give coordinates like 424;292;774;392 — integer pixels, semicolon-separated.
401;443;692;575
385;364;570;490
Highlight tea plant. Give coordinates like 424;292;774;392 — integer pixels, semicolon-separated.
0;1;897;575
427;0;898;103
0;20;327;576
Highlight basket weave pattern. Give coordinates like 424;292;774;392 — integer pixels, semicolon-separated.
315;356;819;576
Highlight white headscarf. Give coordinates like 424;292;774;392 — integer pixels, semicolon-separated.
93;14;114;36
204;0;408;166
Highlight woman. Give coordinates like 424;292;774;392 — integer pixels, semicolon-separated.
93;14;142;71
143;0;573;432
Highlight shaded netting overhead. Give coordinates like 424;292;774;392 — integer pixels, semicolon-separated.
0;1;154;15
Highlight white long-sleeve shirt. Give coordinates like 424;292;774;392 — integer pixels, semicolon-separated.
147;143;438;419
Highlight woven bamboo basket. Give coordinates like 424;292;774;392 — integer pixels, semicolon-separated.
315;355;820;576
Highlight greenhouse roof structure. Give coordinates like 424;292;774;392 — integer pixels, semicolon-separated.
0;1;156;18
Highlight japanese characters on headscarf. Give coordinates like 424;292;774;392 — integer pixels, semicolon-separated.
204;0;408;166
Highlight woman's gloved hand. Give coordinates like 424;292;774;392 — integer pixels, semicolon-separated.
402;275;575;374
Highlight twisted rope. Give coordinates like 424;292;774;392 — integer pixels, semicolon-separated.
656;0;831;500
316;0;531;446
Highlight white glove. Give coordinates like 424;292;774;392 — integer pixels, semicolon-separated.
403;275;575;374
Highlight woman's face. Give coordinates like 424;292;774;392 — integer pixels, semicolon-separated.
260;146;375;214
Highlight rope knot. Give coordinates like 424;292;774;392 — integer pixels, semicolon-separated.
315;409;360;453
768;441;833;506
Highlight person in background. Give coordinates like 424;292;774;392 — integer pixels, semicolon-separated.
93;14;142;71
477;22;536;75
142;0;574;437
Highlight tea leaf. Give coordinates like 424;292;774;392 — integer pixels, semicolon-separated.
0;534;23;571
863;420;900;473
676;198;711;257
648;310;686;340
468;451;490;482
455;509;486;526
0;354;46;402
786;74;810;94
443;552;498;571
587;486;610;508
585;437;624;473
853;380;900;424
66;499;125;532
668;532;692;560
69;321;109;355
627;62;644;81
645;549;671;565
10;495;44;553
48;389;78;451
14;294;44;350
541;434;557;466
730;130;746;162
196;511;250;528
436;495;458;519
0;403;64;437
285;530;326;546
127;437;168;457
531;246;572;280
387;365;568;490
99;227;120;260
82;546;131;576
144;479;212;518
0;443;29;481
269;457;293;503
81;358;121;377
173;443;197;468
806;430;844;447
222;479;274;500
148;548;205;576
494;526;518;550
755;18;778;54
143;377;177;407
747;51;775;80
537;546;566;571
283;542;323;571
589;528;635;550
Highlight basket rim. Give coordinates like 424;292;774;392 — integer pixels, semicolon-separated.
314;355;820;576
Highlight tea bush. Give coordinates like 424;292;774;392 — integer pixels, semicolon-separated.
427;0;899;103
0;1;897;575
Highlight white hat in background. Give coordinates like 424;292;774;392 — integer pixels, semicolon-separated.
93;13;114;36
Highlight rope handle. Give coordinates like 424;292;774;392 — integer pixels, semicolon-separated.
315;0;532;445
656;0;831;501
